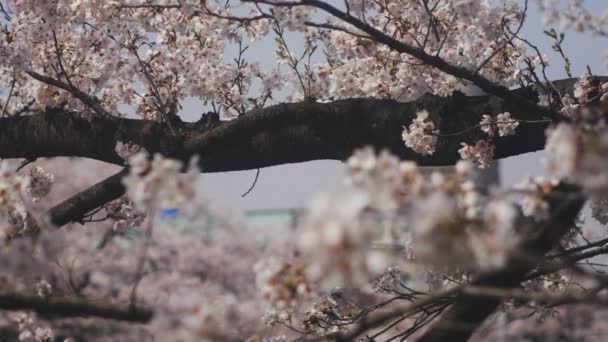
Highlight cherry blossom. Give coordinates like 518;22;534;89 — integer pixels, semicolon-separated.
458;140;495;168
0;1;605;340
401;110;439;156
123;152;199;211
35;279;52;298
25;166;54;202
115;141;142;162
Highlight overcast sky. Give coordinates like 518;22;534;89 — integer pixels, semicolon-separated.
193;1;608;211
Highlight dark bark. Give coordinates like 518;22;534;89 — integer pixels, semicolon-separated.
2;83;559;171
0;291;153;323
47;169;128;227
24;78;587;227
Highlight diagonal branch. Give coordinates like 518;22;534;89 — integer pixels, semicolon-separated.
47;169;127;227
0;78;591;173
249;0;558;120
417;184;586;342
26;71;111;117
1;78;592;228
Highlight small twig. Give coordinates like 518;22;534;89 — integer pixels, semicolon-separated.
304;21;372;39
420;0;441;42
544;28;573;78
433;118;551;138
52;30;76;89
242;168;261;197
16;158;35;172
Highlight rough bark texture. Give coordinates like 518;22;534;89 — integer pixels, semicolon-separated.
1;83;558;171
5;78;582;228
0;73;593;337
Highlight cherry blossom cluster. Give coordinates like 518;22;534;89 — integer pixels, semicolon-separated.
285;0;529;102
555;72;608;117
480;112;519;137
458;140;495;168
0;0;533;120
514;176;558;220
102;197;145;231
541;73;608;194
25;166;54;202
0;1;286;118
301;288;358;337
545;121;608;191
8;312;54;342
402;109;518;168
272;5;314;31
297;148;522;294
401;110;439;156
0;161;29;239
540;0;608;36
458;112;519;169
543;116;608;229
35;279;52;298
410;185;520;270
254;257;310;310
123;152;199;211
0;166;306;341
114;141;142;162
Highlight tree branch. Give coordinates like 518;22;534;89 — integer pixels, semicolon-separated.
417;184;585;342
0;78;590;173
0;77;591;230
1;78;587;227
0;290;153;323
26;71;111;118
47;169;128;227
251;0;558;120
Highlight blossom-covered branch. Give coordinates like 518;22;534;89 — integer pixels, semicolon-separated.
0;84;561;169
417;183;585;342
3;77;590;228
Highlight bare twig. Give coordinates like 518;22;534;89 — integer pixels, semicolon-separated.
242;168;261;197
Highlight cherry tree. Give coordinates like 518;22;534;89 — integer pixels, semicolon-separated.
0;0;608;341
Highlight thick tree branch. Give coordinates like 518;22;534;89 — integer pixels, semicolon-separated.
5;78;587;227
1;83;565;170
47;169;128;227
0;108;184;166
0;290;153;323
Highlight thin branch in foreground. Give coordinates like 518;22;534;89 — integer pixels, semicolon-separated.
333;286;462;341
